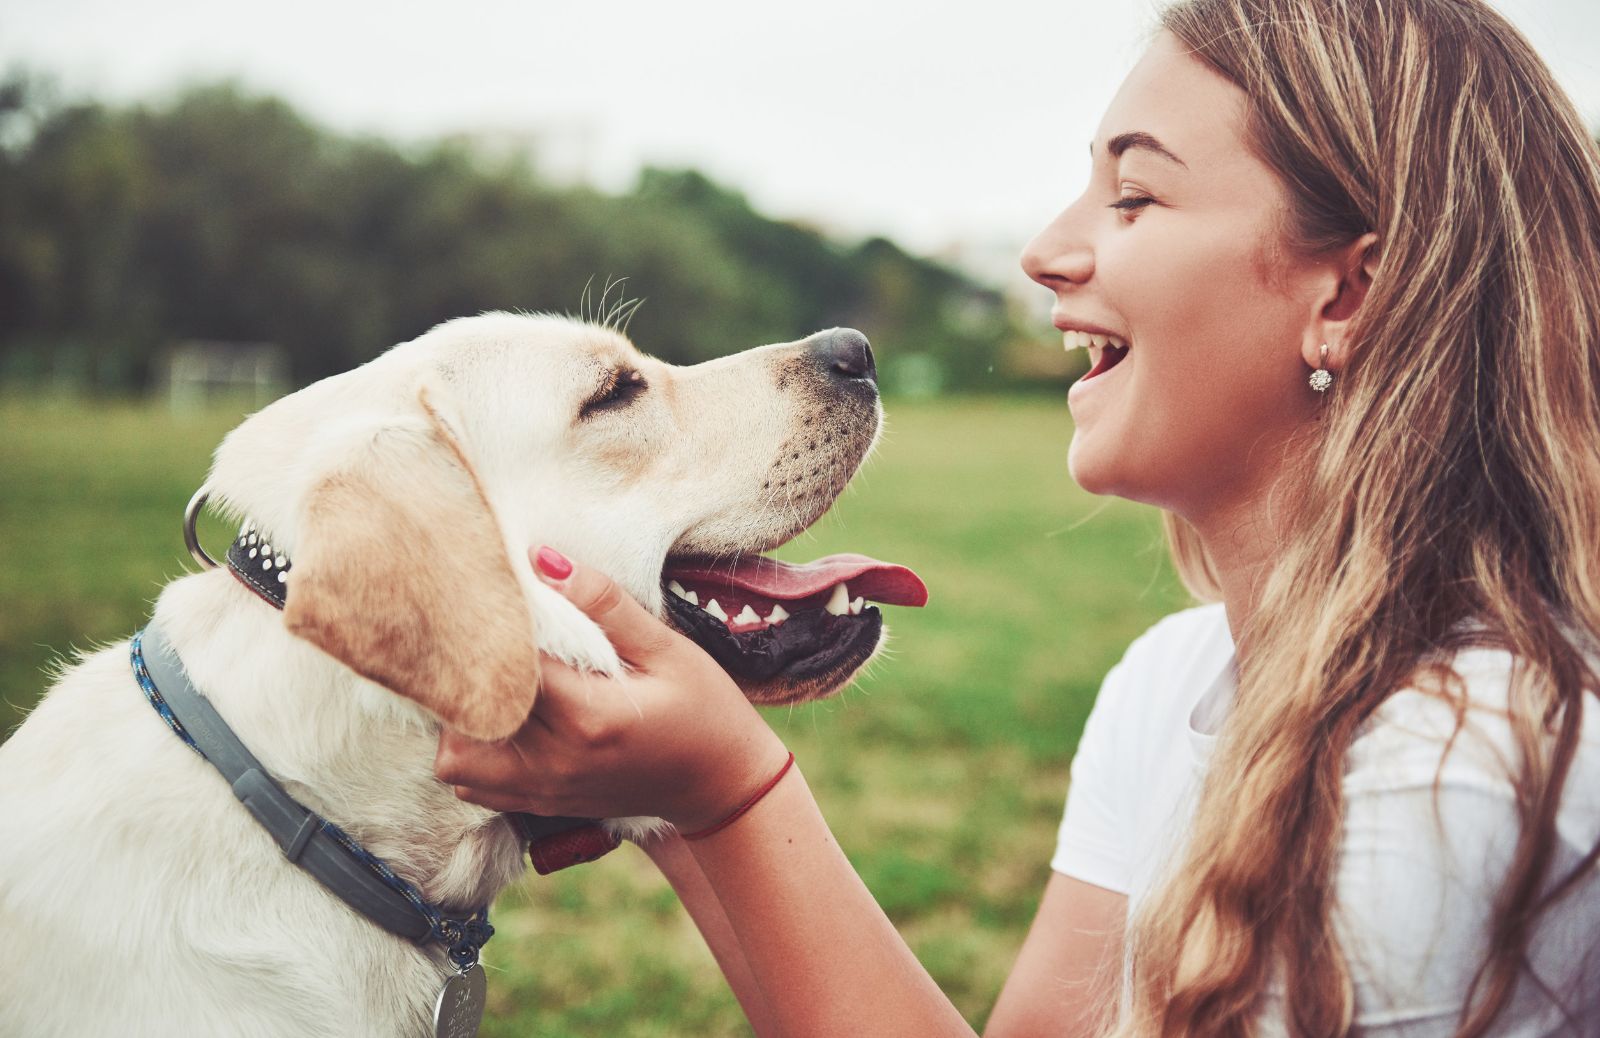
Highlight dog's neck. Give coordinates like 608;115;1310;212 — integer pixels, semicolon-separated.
150;570;526;912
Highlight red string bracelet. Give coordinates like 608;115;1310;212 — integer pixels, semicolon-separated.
680;751;797;841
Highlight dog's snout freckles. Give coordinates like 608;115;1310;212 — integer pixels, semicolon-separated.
653;332;881;558
764;403;873;515
764;338;879;520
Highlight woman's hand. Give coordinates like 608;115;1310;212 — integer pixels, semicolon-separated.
441;553;975;1038
433;547;789;831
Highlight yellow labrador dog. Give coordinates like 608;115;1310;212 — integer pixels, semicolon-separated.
0;313;925;1038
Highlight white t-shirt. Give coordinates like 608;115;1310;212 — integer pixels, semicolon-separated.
1053;603;1600;1034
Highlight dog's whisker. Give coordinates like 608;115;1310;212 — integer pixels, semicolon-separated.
596;275;634;332
579;273;599;325
618;297;646;335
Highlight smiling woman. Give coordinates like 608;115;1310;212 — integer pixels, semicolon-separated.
435;1;1600;1035
1026;28;1346;518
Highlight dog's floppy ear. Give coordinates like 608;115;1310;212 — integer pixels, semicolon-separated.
282;389;538;741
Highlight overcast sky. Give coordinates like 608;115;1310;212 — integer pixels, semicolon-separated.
7;0;1599;285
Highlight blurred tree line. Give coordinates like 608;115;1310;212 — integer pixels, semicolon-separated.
0;72;1029;394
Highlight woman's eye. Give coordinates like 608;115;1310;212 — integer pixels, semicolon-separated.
581;369;648;418
1109;195;1156;218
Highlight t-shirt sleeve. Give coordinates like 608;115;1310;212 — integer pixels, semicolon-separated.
1330;779;1523;1032
1051;656;1135;893
1255;681;1600;1034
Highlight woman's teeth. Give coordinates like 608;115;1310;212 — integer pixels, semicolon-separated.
1061;329;1129;352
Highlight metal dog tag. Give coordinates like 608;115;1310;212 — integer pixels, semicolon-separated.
432;963;486;1038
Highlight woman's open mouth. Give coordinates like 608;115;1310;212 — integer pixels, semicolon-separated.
1084;344;1129;379
1062;329;1131;381
659;554;927;696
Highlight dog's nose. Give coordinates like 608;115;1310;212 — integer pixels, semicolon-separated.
809;328;877;385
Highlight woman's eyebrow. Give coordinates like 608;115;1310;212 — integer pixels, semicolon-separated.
1089;131;1189;169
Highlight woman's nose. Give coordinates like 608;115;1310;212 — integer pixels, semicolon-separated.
1020;207;1094;289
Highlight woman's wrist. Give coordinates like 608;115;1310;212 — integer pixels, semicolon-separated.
680;751;796;840
662;723;790;832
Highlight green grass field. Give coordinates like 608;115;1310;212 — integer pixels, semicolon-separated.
0;393;1191;1035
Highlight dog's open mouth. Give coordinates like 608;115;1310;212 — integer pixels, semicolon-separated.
660;554;926;694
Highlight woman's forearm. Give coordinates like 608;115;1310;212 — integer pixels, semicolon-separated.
640;834;783;1037
684;764;975;1038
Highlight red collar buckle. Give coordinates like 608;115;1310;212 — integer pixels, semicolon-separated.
527;824;622;875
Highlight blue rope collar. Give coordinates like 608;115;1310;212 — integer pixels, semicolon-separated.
131;625;493;970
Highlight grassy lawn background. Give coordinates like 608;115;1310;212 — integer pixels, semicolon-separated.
0;393;1191;1035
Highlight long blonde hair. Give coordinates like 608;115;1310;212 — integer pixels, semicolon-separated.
1127;1;1600;1034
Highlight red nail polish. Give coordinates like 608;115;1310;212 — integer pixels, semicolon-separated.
535;546;573;580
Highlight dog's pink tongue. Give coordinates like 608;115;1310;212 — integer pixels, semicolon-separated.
665;553;928;607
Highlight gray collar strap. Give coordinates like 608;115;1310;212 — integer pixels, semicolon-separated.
131;623;493;968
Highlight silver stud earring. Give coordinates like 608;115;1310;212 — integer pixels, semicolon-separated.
1309;343;1334;393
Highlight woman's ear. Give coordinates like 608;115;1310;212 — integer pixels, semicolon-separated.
282;387;539;741
1303;231;1380;371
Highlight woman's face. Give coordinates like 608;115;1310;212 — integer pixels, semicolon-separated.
1023;32;1328;523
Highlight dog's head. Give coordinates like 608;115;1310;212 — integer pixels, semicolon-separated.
206;313;924;740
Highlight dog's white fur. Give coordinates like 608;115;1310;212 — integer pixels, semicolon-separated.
0;313;881;1038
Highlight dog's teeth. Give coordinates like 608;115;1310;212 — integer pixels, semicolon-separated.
668;580;690;600
685;590;698;605
824;583;850;616
703;598;728;622
850;596;864;615
733;604;761;626
764;604;790;624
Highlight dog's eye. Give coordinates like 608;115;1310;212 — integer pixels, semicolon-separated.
580;368;648;418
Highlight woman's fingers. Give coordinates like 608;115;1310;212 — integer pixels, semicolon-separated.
521;650;640;739
434;728;533;790
434;656;634;800
532;547;677;667
436;732;573;813
451;786;552;814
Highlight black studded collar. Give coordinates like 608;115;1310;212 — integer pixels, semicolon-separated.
226;519;292;609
